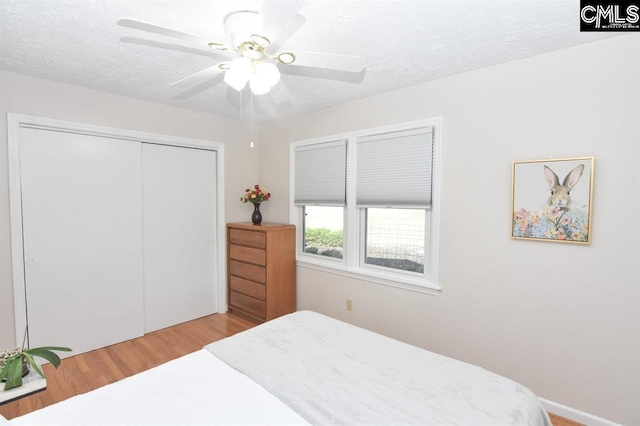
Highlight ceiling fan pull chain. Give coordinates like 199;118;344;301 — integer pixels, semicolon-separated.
250;90;255;149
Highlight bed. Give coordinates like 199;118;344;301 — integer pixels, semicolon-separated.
3;311;551;425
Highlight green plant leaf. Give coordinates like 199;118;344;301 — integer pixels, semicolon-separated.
24;348;65;368
3;356;24;390
26;347;71;367
0;343;72;390
0;363;10;383
24;350;60;368
0;354;21;385
29;346;72;352
23;353;45;378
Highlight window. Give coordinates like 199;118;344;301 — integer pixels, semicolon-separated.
291;118;442;292
294;140;347;260
303;206;344;259
364;208;426;273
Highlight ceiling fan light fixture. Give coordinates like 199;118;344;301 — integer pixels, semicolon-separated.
257;61;280;86
224;57;252;91
249;77;271;95
249;61;280;95
120;3;368;99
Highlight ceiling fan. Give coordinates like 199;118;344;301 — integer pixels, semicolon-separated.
118;0;366;95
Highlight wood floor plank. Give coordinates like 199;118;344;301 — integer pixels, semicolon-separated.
95;346;126;383
1;312;581;426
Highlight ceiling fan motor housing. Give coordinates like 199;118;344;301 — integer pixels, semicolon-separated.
224;11;261;49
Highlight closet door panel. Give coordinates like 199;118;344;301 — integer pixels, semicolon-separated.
142;144;218;333
20;128;144;356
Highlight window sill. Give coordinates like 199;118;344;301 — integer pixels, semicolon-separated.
296;258;441;296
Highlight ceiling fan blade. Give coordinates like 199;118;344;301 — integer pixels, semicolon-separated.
258;0;305;44
286;51;365;73
171;64;227;88
118;18;220;46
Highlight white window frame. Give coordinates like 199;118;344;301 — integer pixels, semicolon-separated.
289;117;443;294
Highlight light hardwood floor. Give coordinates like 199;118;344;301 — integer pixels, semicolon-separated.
1;313;582;425
0;312;254;420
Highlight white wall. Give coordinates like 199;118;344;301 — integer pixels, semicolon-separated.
0;71;259;350
260;35;640;425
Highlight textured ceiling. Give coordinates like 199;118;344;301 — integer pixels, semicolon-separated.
0;0;617;122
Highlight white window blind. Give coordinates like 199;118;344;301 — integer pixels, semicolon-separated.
356;127;433;208
294;140;347;206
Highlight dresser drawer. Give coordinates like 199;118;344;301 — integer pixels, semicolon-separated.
229;229;266;249
230;291;266;318
229;244;266;266
230;275;266;301
229;259;266;283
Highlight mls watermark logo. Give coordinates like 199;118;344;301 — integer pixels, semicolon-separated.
580;1;639;31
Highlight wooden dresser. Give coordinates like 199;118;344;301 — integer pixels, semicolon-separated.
227;222;296;323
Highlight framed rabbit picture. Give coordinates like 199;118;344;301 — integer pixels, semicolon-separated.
511;157;594;244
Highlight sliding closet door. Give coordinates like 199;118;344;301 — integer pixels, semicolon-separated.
142;143;218;333
20;127;144;356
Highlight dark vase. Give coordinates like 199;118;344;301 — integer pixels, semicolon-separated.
251;203;262;225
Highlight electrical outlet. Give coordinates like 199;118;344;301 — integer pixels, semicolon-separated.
346;299;353;311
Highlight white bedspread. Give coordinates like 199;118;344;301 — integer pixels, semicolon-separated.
10;349;308;426
206;311;551;426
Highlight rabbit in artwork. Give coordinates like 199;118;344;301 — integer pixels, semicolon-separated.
543;164;585;208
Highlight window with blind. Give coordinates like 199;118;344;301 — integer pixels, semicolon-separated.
290;118;442;292
294;141;347;259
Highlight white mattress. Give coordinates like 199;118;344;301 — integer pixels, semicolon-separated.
10;349;308;425
7;311;551;426
206;311;552;426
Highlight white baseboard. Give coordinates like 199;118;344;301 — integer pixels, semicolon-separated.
539;398;621;426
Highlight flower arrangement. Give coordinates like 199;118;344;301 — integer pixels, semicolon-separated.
241;184;271;205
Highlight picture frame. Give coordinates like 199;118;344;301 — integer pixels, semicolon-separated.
511;157;594;244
